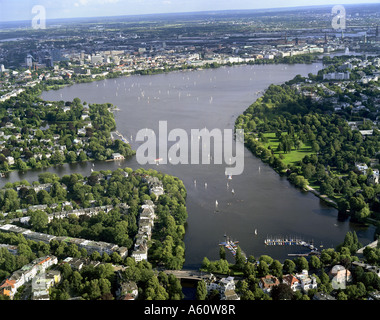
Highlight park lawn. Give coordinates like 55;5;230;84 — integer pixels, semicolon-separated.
46;84;68;90
262;132;315;166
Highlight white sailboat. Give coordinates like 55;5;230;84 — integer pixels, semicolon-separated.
215;200;218;207
205;182;207;189
254;229;258;236
231;189;235;194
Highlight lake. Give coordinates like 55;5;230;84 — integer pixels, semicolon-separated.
14;62;374;268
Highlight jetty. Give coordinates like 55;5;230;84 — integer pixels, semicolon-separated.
264;236;317;250
288;250;320;257
264;235;322;257
219;236;247;261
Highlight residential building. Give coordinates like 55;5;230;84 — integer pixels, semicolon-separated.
0;255;58;299
131;200;157;262
112;153;125;160
0;279;17;299
368;169;380;184
282;274;301;291
355;163;369;174
0;224;126;258
329;265;352;290
0;244;18;255
259;275;280;294
295;270;318;292
31;270;61;300
117;281;138;300
203;274;240;300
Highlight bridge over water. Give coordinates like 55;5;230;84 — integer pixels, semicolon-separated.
163;269;205;281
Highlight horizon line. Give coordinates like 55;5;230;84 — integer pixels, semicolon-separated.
1;2;378;24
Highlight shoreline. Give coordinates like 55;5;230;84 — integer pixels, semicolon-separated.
304;185;338;209
3;52;348;214
12;54;322;177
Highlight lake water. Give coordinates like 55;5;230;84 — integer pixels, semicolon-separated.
11;63;374;268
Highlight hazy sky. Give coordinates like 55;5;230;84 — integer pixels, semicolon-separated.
0;0;378;22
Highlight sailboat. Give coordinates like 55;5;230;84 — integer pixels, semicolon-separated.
215;200;218;207
231;189;235;194
254;229;258;236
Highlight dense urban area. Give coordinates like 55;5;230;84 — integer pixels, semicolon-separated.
0;3;380;304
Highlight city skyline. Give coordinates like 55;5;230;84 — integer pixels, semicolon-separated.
0;0;379;22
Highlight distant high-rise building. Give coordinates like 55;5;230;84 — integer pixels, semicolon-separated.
376;25;379;38
0;64;5;72
50;48;62;62
44;56;53;68
324;32;328;44
26;54;33;68
91;54;103;65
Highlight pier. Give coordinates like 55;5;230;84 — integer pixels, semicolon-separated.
264;235;322;257
288;251;320;257
219;236;247;261
264;236;317;250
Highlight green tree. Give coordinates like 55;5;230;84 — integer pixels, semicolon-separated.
295;257;309;272
235;247;246;269
271;283;293;300
219;245;226;260
29;210;49;231
309;255;322;270
283;259;296;274
270;260;283;278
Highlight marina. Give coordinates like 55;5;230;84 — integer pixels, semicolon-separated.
264;236;317;250
264;236;322;257
40;62;376;267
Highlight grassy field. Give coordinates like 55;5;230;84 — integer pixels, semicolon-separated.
262;132;315;166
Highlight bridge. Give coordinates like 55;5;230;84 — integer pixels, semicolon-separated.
163;269;205;281
162;269;244;281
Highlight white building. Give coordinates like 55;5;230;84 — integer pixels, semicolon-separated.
323;71;350;80
204;274;240;300
295;270;318;292
329;265;352;290
26;55;33;68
